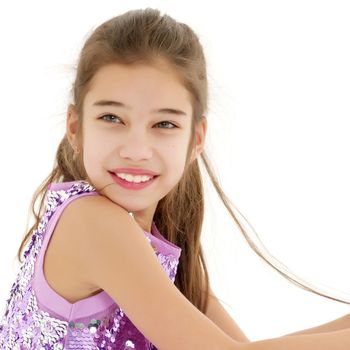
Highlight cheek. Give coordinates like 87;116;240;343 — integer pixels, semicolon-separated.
82;137;109;170
164;143;183;159
163;143;188;169
83;127;112;152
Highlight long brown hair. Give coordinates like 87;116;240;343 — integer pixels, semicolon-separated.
17;8;350;312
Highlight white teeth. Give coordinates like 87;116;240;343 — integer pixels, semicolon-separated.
115;172;153;183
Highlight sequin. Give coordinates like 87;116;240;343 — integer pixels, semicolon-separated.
0;180;181;349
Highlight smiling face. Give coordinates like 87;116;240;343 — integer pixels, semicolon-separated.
66;59;207;232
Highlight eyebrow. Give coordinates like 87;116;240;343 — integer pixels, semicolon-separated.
92;99;187;117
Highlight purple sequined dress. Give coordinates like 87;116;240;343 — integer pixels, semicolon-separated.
0;180;182;349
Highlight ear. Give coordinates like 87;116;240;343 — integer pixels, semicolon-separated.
191;116;207;162
66;104;80;148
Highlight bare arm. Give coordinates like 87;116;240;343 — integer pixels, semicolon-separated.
282;313;350;336
243;328;350;350
69;196;241;350
205;288;350;348
64;195;350;350
205;288;350;339
205;288;251;342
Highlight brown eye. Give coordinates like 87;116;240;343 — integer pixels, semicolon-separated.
155;121;178;129
99;114;121;123
99;115;177;129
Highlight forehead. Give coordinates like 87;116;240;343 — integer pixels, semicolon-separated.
84;62;193;115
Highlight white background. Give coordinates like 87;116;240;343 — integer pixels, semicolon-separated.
0;0;350;342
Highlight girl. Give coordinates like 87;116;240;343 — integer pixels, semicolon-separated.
1;7;350;350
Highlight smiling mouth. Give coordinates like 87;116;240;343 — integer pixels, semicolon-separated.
108;171;159;181
108;171;160;190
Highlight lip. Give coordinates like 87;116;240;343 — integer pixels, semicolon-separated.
109;172;158;190
109;168;159;176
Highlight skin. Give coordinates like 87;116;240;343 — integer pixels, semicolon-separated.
64;59;350;348
66;59;207;233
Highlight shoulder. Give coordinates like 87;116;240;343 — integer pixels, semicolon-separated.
56;193;241;349
64;193;125;216
61;193;138;249
60;192;148;262
57;194;128;241
61;194;131;235
56;193;136;279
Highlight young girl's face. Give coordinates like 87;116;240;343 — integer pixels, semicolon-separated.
67;60;206;232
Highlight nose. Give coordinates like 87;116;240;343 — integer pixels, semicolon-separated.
119;131;153;161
